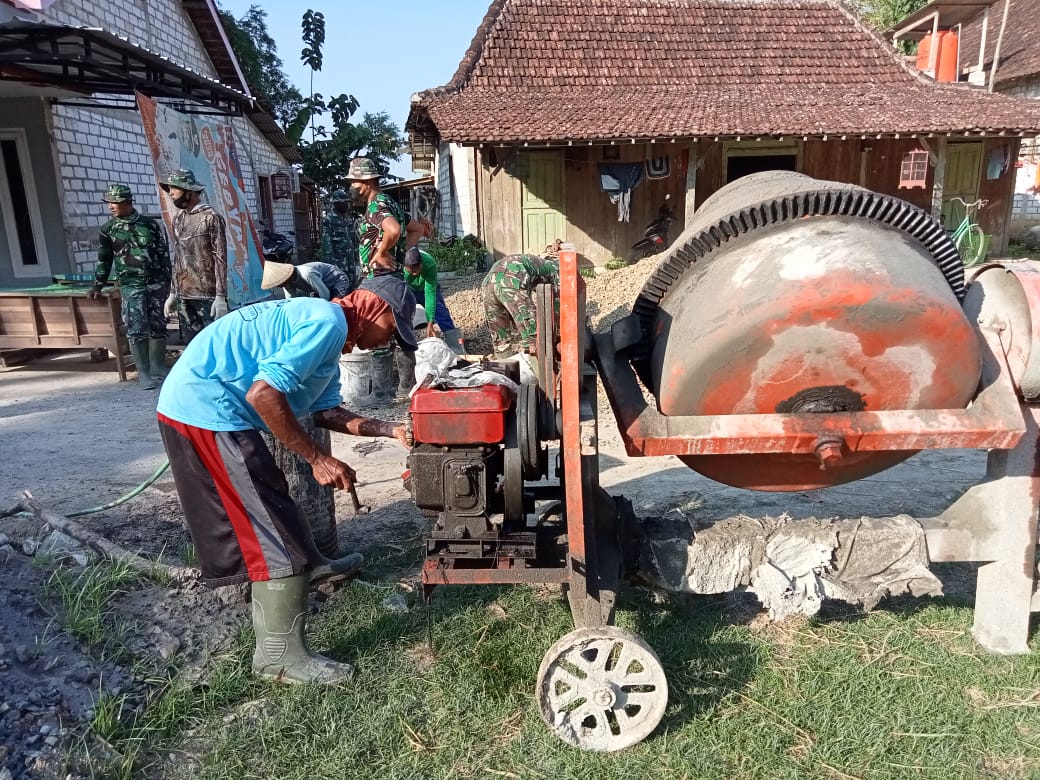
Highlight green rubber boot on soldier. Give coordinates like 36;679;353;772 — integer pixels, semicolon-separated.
148;338;168;381
129;340;157;389
251;574;354;684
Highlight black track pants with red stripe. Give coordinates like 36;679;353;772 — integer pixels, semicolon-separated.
158;413;309;587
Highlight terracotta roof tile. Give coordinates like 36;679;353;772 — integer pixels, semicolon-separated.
959;0;1040;88
410;0;1040;142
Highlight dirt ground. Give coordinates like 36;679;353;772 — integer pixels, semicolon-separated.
0;267;990;779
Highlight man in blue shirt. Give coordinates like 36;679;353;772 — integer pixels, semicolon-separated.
156;280;416;685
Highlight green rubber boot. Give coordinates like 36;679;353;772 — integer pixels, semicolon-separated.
395;347;417;399
251;574;354;684
129;340;157;389
148;338;168;381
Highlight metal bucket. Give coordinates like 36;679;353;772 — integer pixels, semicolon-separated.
340;349;394;408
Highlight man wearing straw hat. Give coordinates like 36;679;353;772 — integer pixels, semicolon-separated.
261;260;354;301
156;283;416;685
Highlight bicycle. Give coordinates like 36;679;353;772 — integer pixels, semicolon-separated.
948;197;989;267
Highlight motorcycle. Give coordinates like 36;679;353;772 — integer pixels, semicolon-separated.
261;227;295;264
630;194;675;261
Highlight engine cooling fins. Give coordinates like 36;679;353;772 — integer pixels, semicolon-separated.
629;187;966;385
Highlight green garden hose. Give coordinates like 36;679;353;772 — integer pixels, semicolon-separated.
65;459;171;518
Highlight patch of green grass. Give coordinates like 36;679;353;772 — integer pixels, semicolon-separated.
44;560;140;651
579;267;597;279
605;256;629;270
1005;242;1040;262
118;580;1040;780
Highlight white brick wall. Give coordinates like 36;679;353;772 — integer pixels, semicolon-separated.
35;0;295;271
1002;81;1040;238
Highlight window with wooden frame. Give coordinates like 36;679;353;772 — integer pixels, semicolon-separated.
899;149;930;189
257;175;274;228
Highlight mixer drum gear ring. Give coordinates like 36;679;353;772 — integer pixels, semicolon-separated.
631;171;967;385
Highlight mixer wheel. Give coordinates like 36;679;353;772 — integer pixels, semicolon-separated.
536;626;668;751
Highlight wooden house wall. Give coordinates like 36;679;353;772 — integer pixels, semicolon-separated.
476;147;523;258
562;144;686;264
475;137;1017;264
977;137;1020;251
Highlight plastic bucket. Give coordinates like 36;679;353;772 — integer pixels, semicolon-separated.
340;349;394;407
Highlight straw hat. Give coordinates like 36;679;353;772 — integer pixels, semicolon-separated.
261;261;296;290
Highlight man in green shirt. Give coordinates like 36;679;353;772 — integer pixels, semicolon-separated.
403;247;464;354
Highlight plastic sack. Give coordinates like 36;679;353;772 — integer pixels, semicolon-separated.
412;338;521;396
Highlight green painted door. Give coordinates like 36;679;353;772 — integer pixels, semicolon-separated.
941;143;983;228
521;152;565;254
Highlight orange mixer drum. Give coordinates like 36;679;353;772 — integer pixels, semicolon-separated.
636;172;982;490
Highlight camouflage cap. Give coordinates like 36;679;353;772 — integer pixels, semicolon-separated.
331;188;349;202
159;168;205;193
346;157;381;181
101;184;133;203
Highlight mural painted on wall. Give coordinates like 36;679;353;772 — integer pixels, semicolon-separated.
136;94;266;307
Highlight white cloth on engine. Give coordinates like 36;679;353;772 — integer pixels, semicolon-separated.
412;338;520;396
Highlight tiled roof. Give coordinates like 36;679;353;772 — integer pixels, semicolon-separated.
958;0;1040;88
410;0;1040;142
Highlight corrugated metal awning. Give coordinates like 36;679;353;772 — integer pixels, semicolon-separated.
0;18;251;114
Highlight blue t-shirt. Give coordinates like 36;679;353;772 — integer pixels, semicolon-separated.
157;297;346;431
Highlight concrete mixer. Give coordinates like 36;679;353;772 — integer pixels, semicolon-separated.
403;171;1040;752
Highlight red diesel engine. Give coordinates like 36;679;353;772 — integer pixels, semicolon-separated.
406;381;551;562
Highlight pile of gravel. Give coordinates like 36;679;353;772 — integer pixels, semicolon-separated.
439;257;661;349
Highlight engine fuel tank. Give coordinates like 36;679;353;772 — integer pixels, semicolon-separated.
640;172;982;490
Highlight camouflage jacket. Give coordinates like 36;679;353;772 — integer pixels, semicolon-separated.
357;193;408;276
171;204;227;299
95;211;171;288
320;212;358;274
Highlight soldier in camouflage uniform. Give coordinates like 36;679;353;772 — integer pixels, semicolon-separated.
346;157;421;279
482;254;559;355
319;188;360;291
91;184;172;389
347;157;425;393
160;169;229;343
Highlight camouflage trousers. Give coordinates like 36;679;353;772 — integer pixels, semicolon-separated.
482;272;538;354
178;298;215;343
120;283;169;344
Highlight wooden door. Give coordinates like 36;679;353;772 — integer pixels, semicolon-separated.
941;143;984;228
521;151;565;254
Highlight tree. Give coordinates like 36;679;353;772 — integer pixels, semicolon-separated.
217;4;304;128
292;12;404;195
854;0;929;34
217;4;406;196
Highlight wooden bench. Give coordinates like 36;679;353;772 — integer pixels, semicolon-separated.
0;286;132;381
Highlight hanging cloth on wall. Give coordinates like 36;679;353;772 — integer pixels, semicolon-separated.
645;156;670;179
598;162;645;222
987;145;1011;180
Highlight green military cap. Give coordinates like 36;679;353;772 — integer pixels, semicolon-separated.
330;188;349;202
102;183;133;203
159;168;205;193
346;157;381;181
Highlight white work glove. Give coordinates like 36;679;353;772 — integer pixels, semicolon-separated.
163;293;179;319
211;296;229;319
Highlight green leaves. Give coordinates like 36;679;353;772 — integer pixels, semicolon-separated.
300;10;326;71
